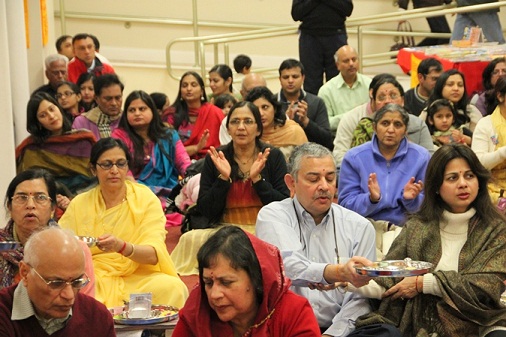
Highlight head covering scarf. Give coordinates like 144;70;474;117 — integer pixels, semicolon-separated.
177;230;291;337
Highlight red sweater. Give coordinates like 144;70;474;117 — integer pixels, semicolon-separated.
0;285;116;337
67;57;115;83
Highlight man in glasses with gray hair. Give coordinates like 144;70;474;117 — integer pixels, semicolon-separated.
0;227;115;336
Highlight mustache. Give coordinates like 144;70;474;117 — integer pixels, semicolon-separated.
313;193;333;200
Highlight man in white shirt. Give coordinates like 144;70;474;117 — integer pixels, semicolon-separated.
256;142;376;337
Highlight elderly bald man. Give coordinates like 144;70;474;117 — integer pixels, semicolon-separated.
318;45;372;134
0;227;116;336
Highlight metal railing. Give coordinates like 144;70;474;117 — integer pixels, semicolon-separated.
165;1;506;80
55;1;506;80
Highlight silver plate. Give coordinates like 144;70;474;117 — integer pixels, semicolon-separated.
76;236;98;247
355;260;433;277
0;241;20;251
113;305;179;325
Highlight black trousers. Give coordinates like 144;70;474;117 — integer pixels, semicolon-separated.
417;15;451;46
298;31;347;95
347;324;403;337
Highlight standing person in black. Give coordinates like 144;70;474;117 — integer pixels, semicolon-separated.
291;0;352;95
397;0;452;46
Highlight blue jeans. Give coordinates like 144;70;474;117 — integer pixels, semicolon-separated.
451;11;505;43
299;31;348;95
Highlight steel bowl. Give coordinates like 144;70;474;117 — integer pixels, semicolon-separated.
76;236;98;247
0;241;21;251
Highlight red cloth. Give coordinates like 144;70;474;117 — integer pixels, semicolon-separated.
0;284;115;337
165;103;224;160
173;231;321;337
397;48;489;95
67;57;115;83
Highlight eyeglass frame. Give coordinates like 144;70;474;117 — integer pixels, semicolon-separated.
11;194;52;206
228;118;257;126
96;159;129;170
55;91;76;99
29;264;90;290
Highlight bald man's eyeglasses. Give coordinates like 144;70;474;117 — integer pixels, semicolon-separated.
29;265;90;290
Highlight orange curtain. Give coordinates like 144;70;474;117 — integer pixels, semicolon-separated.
40;0;48;46
24;0;29;48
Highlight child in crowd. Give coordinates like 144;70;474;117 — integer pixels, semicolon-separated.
150;92;171;116
56;81;82;119
213;93;237;116
426;98;472;148
233;54;252;75
76;73;97;113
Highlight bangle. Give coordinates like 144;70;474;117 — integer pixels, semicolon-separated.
416;275;422;293
218;174;232;183
118;241;127;254
124;243;135;258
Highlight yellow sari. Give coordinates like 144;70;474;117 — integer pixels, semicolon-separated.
489;108;506;205
59;180;188;308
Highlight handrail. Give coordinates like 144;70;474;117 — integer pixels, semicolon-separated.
165;1;506;78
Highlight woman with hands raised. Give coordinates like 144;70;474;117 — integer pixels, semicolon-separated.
171;101;289;275
339;104;429;226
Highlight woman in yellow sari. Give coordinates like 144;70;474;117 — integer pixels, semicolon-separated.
472;76;506;206
59;137;188;308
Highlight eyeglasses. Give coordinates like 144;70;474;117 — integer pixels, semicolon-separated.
30;265;90;290
376;93;401;102
229;118;256;126
96;159;128;170
11;194;52;206
56;91;76;99
50;70;67;77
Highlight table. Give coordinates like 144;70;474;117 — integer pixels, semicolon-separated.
115;318;177;337
396;46;502;95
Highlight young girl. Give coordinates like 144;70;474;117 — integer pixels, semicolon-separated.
76;73;97;113
56;81;82;118
426;98;472;148
150;92;171;116
213;93;237;116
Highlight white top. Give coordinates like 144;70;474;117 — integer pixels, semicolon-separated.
471;114;506;169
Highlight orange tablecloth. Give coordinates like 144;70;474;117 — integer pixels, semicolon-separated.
397;48;489;95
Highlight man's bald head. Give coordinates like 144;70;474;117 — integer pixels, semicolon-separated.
241;73;267;99
334;45;359;83
23;227;84;269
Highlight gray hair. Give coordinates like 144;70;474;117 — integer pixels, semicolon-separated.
45;54;68;69
24;227;83;268
373;103;410;129
288;142;336;180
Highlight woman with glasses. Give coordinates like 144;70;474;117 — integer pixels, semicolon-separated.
163;71;224;159
171;101;289;275
0;168;95;297
334;74;434;169
16;92;96;198
339;104;430;226
59;137;189;308
56;81;82;118
112;90;191;226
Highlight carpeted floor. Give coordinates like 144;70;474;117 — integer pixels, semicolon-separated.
165;226;199;292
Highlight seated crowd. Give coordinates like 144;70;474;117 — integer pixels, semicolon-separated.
1;31;506;337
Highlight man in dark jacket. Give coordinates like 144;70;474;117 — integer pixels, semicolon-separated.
397;0;452;46
291;0;353;95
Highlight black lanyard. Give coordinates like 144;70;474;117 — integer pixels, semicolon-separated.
292;200;339;262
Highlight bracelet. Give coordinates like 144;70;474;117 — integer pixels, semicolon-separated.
124;243;135;258
118;241;127;255
218;174;232;183
416;275;422;293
